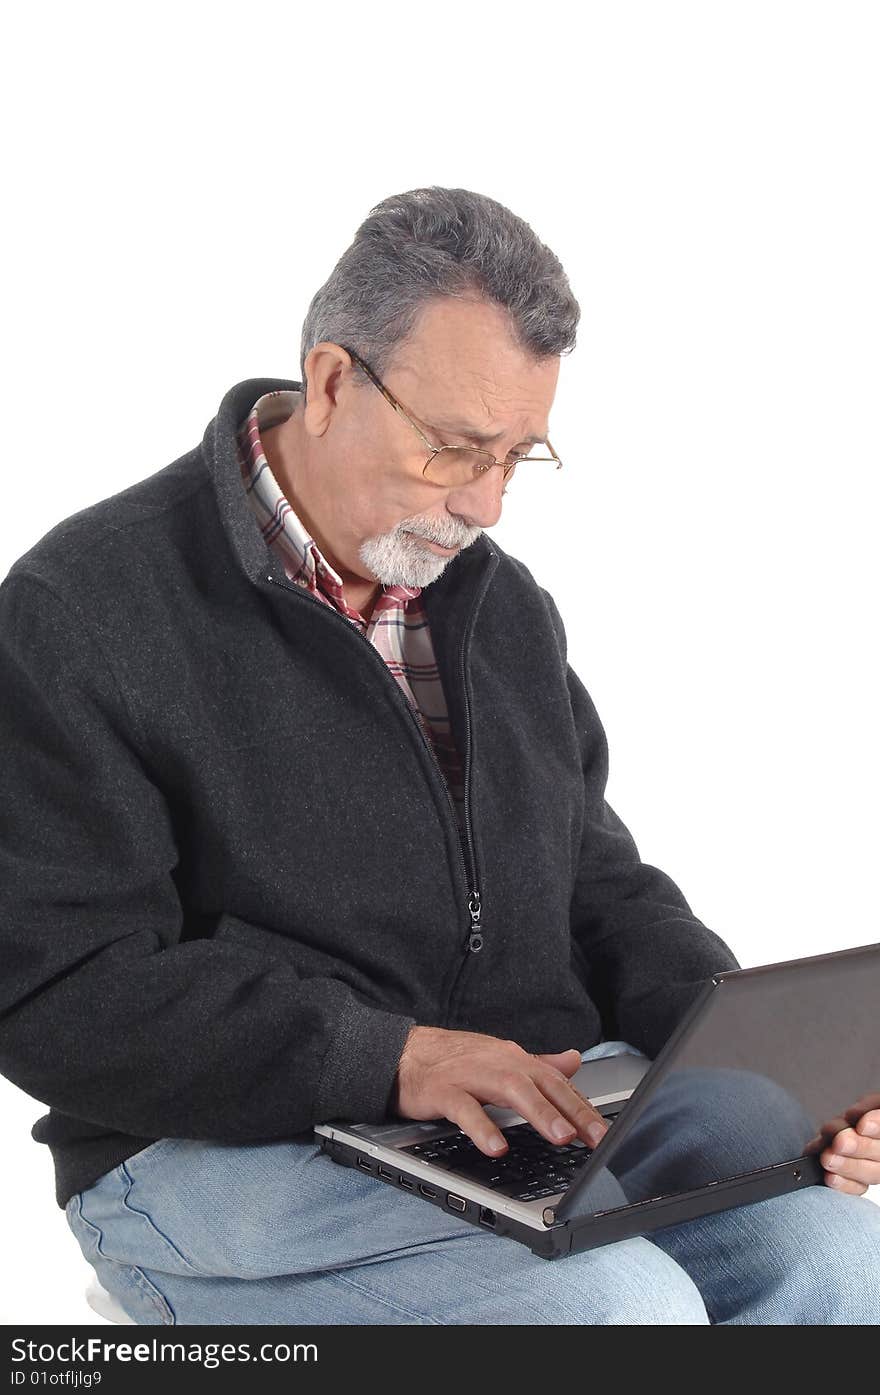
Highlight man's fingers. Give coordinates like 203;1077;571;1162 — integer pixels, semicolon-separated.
442;1094;509;1156
539;1070;609;1147
439;1069;607;1159
534;1050;608;1145
536;1048;582;1076
824;1173;870;1195
489;1072;608;1150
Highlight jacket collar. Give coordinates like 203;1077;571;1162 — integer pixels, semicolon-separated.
203;377;295;585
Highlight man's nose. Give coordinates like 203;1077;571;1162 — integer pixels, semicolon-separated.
444;464;507;528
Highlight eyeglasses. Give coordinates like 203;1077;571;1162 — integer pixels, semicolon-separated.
343;346;563;489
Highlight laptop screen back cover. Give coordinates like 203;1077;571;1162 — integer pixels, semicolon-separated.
554;941;880;1223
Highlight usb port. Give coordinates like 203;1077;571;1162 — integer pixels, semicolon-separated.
377;1165;393;1180
399;1176;416;1190
447;1194;466;1213
419;1183;437;1198
356;1156;373;1172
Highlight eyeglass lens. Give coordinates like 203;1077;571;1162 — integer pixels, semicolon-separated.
424;443;558;487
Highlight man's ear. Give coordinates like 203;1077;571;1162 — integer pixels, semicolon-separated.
301;342;353;437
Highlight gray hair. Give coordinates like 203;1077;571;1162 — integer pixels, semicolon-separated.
299;186;580;400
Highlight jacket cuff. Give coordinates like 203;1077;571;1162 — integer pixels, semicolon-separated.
313;999;416;1124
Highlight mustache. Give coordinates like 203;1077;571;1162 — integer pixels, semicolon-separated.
402;526;478;548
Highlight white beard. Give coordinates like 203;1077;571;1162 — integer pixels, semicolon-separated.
358;524;479;588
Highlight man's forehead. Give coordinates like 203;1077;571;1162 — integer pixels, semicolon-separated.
432;418;548;446
389;354;556;443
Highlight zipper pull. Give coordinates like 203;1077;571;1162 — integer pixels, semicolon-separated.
467;890;483;953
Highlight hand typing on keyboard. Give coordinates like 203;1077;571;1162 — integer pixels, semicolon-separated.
402;1122;598;1201
389;1025;609;1158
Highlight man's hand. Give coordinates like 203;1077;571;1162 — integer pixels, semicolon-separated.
389;1025;610;1157
803;1094;880;1196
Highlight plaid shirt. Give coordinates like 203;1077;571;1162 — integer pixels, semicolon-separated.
236;389;467;833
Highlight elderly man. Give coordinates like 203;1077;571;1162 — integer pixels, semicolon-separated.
1;186;878;1326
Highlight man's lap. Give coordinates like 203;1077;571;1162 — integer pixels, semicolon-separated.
64;1039;880;1325
65;1133;712;1325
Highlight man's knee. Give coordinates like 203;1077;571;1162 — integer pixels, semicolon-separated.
480;1237;711;1325
613;1066;814;1196
760;1188;880;1324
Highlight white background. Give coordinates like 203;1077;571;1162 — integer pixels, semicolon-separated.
1;0;877;1325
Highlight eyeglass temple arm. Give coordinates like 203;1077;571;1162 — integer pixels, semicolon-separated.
345;347;438;455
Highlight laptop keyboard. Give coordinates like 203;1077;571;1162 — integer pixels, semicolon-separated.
400;1117;617;1202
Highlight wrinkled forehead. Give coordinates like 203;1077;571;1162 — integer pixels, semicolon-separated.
386;302;560;437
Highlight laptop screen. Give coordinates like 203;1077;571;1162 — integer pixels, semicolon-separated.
557;942;880;1221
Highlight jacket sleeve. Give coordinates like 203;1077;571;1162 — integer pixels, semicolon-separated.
540;587;741;1059
0;569;414;1138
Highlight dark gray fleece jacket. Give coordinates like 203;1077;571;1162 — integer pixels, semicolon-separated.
0;376;740;1208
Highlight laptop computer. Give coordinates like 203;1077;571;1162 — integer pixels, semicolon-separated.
315;942;880;1259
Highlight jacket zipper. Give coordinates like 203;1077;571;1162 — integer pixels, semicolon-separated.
264;572;485;961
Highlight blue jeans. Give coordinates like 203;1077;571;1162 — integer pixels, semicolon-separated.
65;1040;880;1325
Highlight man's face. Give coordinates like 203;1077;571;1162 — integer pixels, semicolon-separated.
299;295;560;591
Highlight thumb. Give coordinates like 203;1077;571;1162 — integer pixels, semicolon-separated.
536;1047;583;1077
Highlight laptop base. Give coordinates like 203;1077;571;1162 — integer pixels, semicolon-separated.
318;1135;825;1259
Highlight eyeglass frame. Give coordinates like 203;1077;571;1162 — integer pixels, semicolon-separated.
341;346;563;484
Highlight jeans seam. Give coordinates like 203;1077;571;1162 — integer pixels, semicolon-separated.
119;1161;206;1276
122;1264;178;1325
70;1189;112;1260
72;1189;176;1325
329;1267;443;1324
